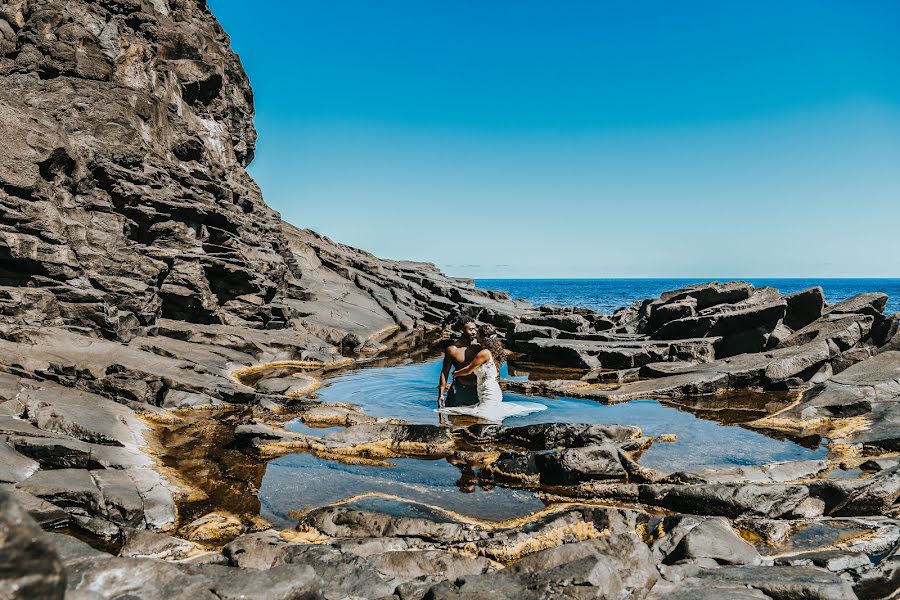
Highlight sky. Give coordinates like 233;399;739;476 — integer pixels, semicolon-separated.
208;1;900;279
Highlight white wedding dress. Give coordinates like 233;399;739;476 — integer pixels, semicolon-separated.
444;360;546;422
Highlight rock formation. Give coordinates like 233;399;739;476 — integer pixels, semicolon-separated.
0;1;898;599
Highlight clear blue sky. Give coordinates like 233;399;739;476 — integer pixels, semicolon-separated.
208;1;900;278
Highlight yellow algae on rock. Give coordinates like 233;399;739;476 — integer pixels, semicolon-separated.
282;526;329;544
181;511;246;542
230;358;355;387
474;522;607;563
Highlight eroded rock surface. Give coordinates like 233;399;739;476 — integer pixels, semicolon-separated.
1;0;898;598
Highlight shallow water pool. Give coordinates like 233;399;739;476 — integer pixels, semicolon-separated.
260;358;827;526
307;358;826;472
259;452;547;528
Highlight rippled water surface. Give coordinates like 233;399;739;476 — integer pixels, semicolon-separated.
309;358;826;472
259;453;546;528
260;358;828;526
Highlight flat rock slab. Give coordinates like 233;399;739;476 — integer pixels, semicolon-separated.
0;440;39;483
686;565;857;600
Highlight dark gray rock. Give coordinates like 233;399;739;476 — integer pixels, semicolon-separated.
826;293;889;319
648;298;697;333
508;533;659;597
783;286;826;330
774;549;870;571
0;488;65;600
657;281;754;312
0;485;70;528
663;517;761;565
521;313;591;333
496;422;641;450
698;565;857;600
779;313;875;351
535;444;627;485
651;300;785;345
0;439;39;483
807;464;899;517
639;483;811;518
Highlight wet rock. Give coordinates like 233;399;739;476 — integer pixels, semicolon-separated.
535;444;627;485
302;508;471;544
484;450;540;481
662;517;761;566
320;423;454;455
120;528;206;561
182;512;247;543
0;488;66;599
667;460;829;485
639;483;811;518
496;422;641;450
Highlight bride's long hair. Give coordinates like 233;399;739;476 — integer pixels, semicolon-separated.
478;324;506;366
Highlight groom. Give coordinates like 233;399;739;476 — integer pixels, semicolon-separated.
437;319;481;407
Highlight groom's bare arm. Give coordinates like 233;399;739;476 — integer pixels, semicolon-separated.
452;349;491;378
438;349;453;402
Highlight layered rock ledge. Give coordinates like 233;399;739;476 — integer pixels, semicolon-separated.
0;1;898;598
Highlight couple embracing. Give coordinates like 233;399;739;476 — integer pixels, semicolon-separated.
437;319;545;422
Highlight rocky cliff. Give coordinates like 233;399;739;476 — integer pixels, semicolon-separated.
0;0;518;345
2;2;899;599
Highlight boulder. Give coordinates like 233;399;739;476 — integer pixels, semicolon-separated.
497;422;641;450
660;566;857;600
663;517;761;565
0;439;39;483
647;298;697;333
783;287;825;330
825;292;889;319
534;444;627;485
651;300;786;346
521;313;591;333
0;488;65;600
778;313;874;351
640;483;811;518
507;533;659;596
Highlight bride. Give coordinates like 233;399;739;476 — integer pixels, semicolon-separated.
442;324;546;422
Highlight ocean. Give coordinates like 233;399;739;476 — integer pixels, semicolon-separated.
475;278;900;315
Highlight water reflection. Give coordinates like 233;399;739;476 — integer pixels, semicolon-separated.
259;452;547;528
309;358;827;472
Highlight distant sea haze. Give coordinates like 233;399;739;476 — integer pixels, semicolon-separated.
475;279;900;315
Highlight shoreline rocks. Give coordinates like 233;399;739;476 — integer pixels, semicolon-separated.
0;0;898;597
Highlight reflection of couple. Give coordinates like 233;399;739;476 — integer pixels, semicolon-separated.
437;319;545;422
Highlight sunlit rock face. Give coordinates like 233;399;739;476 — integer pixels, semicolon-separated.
0;0;294;339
